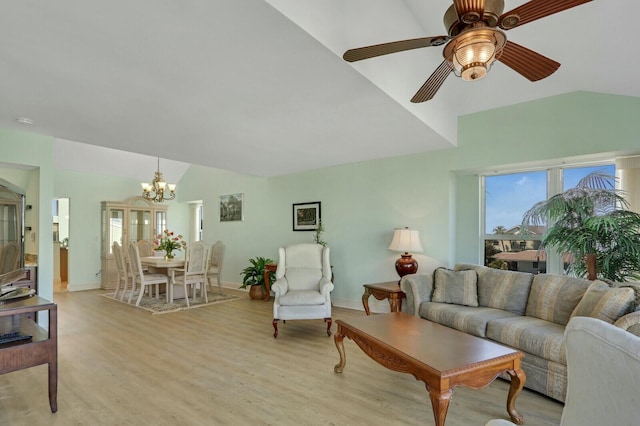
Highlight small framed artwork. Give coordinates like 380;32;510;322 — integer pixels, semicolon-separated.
220;193;244;222
293;201;321;231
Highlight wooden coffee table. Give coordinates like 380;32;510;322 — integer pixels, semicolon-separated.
334;313;525;426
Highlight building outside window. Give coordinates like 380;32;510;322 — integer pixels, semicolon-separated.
482;163;615;275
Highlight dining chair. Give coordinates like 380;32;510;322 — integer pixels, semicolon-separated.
170;241;209;307
207;241;225;295
112;242;131;301
127;242;168;306
136;239;153;272
136;239;153;257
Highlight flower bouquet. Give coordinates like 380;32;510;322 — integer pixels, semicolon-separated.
154;229;187;259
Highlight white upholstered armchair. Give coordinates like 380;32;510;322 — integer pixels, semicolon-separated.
272;243;333;338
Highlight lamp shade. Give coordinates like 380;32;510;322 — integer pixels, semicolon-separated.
388;228;423;253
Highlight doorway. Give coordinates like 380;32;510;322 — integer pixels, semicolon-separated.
53;198;69;292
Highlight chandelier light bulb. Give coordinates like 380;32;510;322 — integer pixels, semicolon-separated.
141;158;176;203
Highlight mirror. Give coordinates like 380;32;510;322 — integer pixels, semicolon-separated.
0;177;25;286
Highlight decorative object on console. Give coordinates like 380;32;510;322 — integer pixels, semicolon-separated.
141;157;176;203
388;227;423;282
154;229;186;259
313;220;326;245
293;201;321;231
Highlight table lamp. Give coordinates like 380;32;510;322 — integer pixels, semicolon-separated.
388;227;423;282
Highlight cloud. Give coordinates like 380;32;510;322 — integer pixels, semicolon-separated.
516;176;528;185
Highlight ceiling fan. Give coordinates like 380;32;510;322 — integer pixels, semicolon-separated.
343;0;592;102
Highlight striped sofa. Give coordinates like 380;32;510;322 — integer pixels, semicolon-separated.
400;263;640;402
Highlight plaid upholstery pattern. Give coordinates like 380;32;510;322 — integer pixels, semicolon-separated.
526;274;591;325
487;316;567;364
454;263;533;315
432;268;478;307
419;302;518;338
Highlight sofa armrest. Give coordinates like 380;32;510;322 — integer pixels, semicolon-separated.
614;311;640;337
400;273;433;316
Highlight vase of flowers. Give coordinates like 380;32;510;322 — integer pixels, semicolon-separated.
154;229;187;259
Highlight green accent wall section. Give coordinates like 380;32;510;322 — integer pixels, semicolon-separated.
2;91;640;312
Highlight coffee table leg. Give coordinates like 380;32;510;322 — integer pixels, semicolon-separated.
505;368;525;425
507;368;526;425
334;330;346;373
428;388;453;426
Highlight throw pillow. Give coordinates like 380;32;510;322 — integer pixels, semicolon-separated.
432;268;478;307
570;280;635;324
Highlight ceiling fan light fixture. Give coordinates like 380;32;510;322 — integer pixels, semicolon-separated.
444;28;506;81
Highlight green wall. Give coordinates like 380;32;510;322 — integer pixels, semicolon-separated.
179;91;640;310
3;91;639;312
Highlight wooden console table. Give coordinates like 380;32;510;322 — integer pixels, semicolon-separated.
0;296;57;413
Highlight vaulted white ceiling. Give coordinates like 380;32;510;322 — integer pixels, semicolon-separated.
1;1;637;177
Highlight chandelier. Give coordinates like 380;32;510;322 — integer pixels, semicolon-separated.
443;27;506;81
141;157;176;203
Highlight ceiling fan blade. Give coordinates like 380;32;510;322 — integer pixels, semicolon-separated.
497;41;560;81
343;36;449;62
499;0;592;30
410;61;453;103
453;0;485;23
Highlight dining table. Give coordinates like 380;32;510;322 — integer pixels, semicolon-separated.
139;256;186;299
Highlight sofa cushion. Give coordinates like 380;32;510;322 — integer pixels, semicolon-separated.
454;263;533;315
432;268;478;307
570;280;635;324
486;316;567;365
419;302;519;338
525;274;591;326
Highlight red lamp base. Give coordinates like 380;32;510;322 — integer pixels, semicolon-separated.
395;252;418;283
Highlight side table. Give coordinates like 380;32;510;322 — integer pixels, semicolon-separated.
263;263;278;301
362;281;406;315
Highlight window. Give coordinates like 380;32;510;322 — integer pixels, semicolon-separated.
483;170;547;273
197;204;203;241
482;163;615;275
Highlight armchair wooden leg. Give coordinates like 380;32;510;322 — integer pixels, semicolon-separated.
325;318;332;336
273;319;279;338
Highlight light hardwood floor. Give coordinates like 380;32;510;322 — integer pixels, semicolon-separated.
0;289;563;425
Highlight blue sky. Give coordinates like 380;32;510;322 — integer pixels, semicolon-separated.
485;164;615;233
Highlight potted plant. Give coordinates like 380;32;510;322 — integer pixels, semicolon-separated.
521;172;640;281
240;256;275;299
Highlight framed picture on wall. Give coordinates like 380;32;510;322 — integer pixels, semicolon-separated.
220;193;244;222
293;201;321;231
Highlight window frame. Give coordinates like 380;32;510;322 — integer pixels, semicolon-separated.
480;161;615;275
